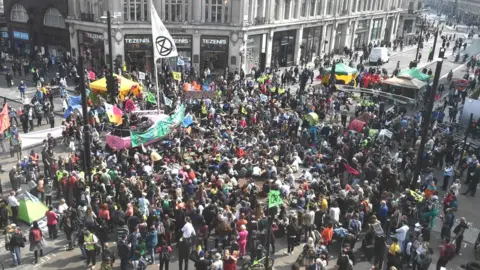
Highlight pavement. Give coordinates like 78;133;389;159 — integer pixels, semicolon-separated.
0;15;478;270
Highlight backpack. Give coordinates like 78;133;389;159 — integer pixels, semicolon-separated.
32;228;42;242
160;246;170;261
349;219;360;234
444;243;456;260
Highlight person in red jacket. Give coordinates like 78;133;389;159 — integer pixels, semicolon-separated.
45;205;58;239
222;250;237;270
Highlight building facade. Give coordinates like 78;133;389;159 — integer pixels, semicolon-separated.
62;0;408;74
4;0;69;59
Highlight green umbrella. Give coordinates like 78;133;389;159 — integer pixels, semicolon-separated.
328;63;358;75
397;68;430;82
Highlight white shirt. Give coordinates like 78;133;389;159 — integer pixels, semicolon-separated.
396;224;409;241
58;203;69;214
329;207;340;223
8;195;19;207
182;222;195;238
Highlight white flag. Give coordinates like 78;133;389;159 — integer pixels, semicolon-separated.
151;2;178;60
163;94;173;107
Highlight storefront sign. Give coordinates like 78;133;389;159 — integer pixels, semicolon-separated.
13;31;29;40
169;28;187;33
201;36;229;51
203;39;227;45
125;37;151;44
172;36;192;49
83;32;104;41
1;32;8;38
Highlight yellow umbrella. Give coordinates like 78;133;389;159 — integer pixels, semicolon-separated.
89;74;143;97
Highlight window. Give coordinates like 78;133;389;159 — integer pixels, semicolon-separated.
300;0;306;17
316;0;323;15
124;0;148;21
326;0;333;15
205;0;229;23
310;0;315;16
10;4;28;22
44;8;66;28
372;0;376;10
274;0;280;20
284;0;290;20
292;0;298;18
166;0;184;22
371;18;382;40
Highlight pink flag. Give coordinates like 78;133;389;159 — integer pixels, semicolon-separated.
343;162;359;175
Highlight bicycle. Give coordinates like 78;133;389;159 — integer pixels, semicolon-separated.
241;256;274;270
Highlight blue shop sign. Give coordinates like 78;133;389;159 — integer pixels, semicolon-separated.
13;31;29;40
1;32;8;38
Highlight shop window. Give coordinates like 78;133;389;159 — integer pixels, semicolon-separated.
44;8;66;29
10;4;28;23
123;0;148;21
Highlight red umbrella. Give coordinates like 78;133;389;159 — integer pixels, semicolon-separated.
455;79;469;91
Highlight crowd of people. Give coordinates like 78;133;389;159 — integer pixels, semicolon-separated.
0;18;480;270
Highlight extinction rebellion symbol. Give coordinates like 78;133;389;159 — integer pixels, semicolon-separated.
155;36;176;57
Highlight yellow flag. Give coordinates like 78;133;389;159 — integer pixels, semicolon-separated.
241;107;248;115
278;88;285;95
172;72;182;81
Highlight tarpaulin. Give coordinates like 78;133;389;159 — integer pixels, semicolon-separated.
348;119;366;132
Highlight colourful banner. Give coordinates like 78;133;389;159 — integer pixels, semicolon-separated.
268;190;283;208
0;103;10;134
130;104;185;147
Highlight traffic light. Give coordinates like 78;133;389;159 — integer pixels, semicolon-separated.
106;75;114;95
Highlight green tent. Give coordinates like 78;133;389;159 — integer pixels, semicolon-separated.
329;63;358;75
397;68;430;82
8;192;48;224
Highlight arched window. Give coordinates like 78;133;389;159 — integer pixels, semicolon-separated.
44;8;66;28
10;4;28;23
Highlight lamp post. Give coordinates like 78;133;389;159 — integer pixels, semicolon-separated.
415;15;426;62
79;56;92;184
101;11;119;102
412;47;446;188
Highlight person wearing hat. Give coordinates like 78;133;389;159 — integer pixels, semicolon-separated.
6;223;24;266
210;253;223;270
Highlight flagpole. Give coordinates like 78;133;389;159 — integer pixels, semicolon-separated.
154;63;161;113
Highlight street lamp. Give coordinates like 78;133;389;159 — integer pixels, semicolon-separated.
412;47;446;188
100;12;120;102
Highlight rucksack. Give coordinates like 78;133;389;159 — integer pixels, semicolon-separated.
160;246;170;261
32;228;42;242
444;243;456;260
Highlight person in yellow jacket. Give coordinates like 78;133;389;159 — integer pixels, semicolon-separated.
84;230;98;269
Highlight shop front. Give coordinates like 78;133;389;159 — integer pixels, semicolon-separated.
200;36;229;75
245;34;263;71
78;30;105;70
0;27;9;47
43;28;70;63
302;26;323;64
271;30;296;67
11;30;31;55
124;34;153;73
354;19;369;50
165;36;192;72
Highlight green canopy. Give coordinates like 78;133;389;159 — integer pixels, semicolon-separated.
8;192;48;224
329;63;358;75
397;68;430;82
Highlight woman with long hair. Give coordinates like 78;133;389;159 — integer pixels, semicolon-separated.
29;221;44;265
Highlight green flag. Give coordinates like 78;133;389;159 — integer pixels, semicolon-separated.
146;92;157;104
268;190;283;208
